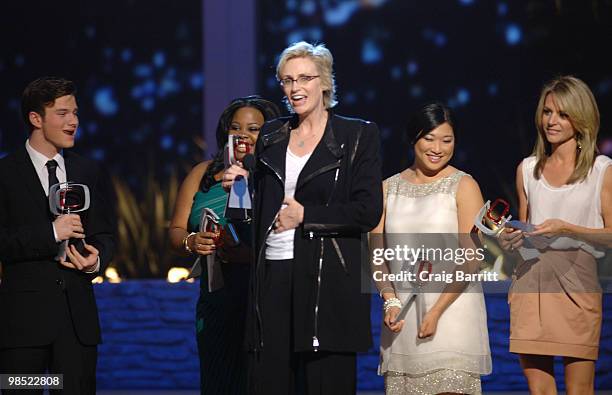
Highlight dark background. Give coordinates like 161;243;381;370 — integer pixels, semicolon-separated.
1;0;611;277
257;0;612;205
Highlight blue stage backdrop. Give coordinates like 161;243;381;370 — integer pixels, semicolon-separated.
1;1;611;391
1;0;611;212
0;1;204;191
257;0;612;208
94;280;611;391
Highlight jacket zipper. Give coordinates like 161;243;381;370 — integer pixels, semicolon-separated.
311;166;342;351
331;238;347;273
254;212;279;348
261;150;345;352
312;236;324;351
255;157;284;349
329;167;345;272
298;160;341;190
260;157;283;186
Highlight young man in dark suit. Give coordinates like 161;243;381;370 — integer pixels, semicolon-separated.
0;77;116;394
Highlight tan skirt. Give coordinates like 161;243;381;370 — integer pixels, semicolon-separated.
509;248;602;360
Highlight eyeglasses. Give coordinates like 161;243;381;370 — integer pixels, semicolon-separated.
279;75;320;87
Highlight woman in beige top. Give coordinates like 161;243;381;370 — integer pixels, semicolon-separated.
502;76;612;395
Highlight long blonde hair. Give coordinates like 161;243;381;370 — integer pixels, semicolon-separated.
532;75;600;183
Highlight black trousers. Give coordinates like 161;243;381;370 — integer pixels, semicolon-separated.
197;262;250;394
249;259;357;395
0;294;97;395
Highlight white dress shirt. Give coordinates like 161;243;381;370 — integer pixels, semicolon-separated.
25;139;66;196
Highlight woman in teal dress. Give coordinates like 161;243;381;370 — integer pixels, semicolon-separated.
169;96;280;394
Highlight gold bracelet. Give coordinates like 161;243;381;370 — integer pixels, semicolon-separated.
182;232;196;254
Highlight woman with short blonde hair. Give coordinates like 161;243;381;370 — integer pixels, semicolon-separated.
275;41;338;110
223;41;383;394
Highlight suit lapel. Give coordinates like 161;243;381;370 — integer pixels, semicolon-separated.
63;151;82;184
62;151;92;224
15;146;49;212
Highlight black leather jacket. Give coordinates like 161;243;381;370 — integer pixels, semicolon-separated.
246;112;383;353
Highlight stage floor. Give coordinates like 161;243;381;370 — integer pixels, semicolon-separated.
95;391;612;395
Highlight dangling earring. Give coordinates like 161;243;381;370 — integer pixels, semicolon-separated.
575;134;582;150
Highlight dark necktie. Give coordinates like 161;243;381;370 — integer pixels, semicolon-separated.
46;160;60;194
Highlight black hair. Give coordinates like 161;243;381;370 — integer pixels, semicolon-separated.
406;102;454;144
200;95;281;192
21;77;76;133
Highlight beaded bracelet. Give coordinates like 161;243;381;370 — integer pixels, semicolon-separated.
383;297;402;313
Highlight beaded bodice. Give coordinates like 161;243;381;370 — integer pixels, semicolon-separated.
384;171;467;234
385;171;466;199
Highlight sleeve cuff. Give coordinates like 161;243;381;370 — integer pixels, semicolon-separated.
52;222;60;243
84;256;101;274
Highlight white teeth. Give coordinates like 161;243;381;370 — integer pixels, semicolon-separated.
292;95;305;100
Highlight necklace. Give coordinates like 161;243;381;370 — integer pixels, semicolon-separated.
293;129;316;148
292;116;327;148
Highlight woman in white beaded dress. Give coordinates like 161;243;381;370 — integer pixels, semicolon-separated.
371;103;491;394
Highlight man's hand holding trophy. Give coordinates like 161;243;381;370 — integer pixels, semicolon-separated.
49;181;99;272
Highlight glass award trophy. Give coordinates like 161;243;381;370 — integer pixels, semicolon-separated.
224;134;255;221
49;182;90;258
395;260;432;330
188;208;225;291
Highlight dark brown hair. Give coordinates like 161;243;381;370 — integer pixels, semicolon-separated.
200;95;281;192
406;102;454;145
21;77;76;133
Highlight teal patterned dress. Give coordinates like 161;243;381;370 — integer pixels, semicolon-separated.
189;182;250;394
